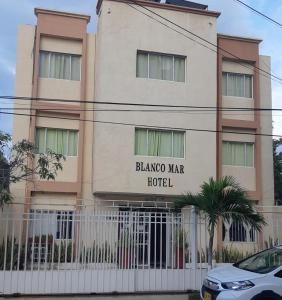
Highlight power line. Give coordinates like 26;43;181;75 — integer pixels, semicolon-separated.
0;106;277;113
127;0;282;84
0;110;280;138
232;0;282;28
0;95;281;111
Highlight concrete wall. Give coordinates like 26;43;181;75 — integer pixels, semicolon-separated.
93;0;218;197
11;25;35;209
259;55;274;207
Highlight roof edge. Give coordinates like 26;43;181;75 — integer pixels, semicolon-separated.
96;0;221;18
34;8;91;23
218;33;262;44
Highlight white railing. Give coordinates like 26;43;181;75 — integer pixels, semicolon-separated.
1;206;281;295
0;208;208;295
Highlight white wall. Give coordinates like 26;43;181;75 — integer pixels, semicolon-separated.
93;1;218;197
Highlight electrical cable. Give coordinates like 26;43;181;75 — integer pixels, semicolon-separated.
232;0;282;28
126;0;282;84
0;110;279;138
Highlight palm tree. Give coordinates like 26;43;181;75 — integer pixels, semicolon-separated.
174;176;266;268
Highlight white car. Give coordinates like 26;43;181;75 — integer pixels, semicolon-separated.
201;245;282;300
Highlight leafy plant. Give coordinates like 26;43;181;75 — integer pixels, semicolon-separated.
174;176;266;268
0;131;65;207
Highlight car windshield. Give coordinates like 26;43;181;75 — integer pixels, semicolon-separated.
234;247;282;274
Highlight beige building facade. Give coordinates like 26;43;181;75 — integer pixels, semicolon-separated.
12;0;274;250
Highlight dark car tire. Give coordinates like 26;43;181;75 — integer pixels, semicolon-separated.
251;290;282;300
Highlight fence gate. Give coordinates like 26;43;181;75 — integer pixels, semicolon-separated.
0;209;208;295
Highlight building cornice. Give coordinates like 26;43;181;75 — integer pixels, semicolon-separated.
96;0;221;18
218;33;262;44
35;8;91;23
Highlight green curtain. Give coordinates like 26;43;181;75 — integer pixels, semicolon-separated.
174;57;185;82
57;129;67;155
148;130;161;156
159;131;172;157
68;131;78;156
173;131;184;158
245;143;254;166
135;128;148;155
136;53;148;78
223;142;253;166
46;128;57;152
36;128;46;153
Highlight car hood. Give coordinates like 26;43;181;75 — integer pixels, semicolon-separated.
207;265;265;282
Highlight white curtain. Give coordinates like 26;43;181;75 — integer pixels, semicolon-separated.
222;72;228;95
39;52;49;78
149;54;162;80
235;74;244;97
162;55;173;81
136;53;148;78
50;53;71;80
71;56;81;81
29;211;57;237
245;75;252;98
174;57;185;82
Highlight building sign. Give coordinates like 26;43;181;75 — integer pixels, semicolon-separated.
135;162;184;188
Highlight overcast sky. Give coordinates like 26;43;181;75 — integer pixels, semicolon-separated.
0;0;281;137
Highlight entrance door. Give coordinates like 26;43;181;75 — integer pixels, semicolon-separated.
119;209;167;269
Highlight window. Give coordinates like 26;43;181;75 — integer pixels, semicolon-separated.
222;141;254;167
29;210;73;240
137;51;185;82
56;211;73;240
36;127;78;156
135;128;185;158
222;72;253;98
39;51;81;81
222;222;256;243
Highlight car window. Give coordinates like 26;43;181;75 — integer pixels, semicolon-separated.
274;270;282;278
234;248;282;274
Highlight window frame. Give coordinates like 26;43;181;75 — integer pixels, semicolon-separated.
134;127;186;159
39;50;81;81
136;50;186;83
222;72;253;99
222;141;254;167
35;127;79;157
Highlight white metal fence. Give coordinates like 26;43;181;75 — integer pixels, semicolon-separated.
0;208;208;295
0;207;281;295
